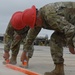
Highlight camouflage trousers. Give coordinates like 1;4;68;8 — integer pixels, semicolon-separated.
50;31;66;64
43;11;75;64
10;35;34;58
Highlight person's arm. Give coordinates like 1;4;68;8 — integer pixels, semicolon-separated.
4;22;14;52
20;27;41;63
23;27;41;52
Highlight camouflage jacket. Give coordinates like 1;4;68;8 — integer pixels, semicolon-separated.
4;22;29;52
23;2;75;52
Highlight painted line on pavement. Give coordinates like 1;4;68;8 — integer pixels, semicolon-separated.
6;64;41;75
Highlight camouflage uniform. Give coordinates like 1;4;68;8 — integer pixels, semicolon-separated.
23;2;75;64
4;22;34;58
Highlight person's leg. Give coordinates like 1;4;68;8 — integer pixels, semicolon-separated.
28;43;34;58
10;41;20;64
27;43;34;66
10;34;21;65
44;32;66;75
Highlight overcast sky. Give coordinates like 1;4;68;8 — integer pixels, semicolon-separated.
0;0;75;39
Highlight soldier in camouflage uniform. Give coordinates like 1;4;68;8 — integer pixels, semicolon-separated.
20;2;75;75
3;11;34;66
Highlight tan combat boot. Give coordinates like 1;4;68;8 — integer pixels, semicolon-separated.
44;64;65;75
9;55;17;65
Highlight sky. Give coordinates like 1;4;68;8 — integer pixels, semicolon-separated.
0;0;75;39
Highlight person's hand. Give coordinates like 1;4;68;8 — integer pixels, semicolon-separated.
15;35;21;40
20;51;28;64
68;45;75;54
3;52;10;60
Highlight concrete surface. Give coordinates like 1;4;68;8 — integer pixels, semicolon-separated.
0;43;75;75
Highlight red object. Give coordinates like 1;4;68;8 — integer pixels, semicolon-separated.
11;11;25;30
23;60;27;66
6;59;10;64
6;64;40;75
22;5;36;28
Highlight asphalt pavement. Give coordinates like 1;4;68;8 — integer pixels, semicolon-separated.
0;43;75;75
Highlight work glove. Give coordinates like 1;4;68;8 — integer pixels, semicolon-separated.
20;51;28;64
3;52;10;60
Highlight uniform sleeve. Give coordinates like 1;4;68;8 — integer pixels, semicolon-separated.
4;22;14;52
23;27;41;52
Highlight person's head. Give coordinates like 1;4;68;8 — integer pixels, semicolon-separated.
22;5;37;28
11;11;26;30
11;5;41;30
22;5;42;28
